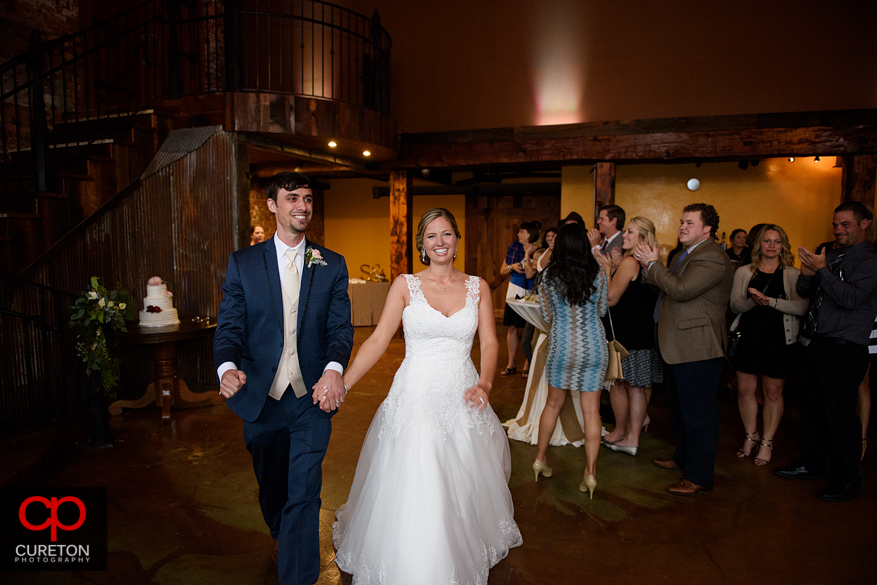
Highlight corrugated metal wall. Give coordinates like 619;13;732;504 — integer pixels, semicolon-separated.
1;130;248;431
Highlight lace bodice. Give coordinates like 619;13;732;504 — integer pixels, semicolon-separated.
376;275;494;442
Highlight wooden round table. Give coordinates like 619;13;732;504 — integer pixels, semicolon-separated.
109;318;222;422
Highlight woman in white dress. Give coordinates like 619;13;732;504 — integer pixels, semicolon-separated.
333;208;522;584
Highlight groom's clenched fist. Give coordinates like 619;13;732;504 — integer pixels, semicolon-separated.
219;370;247;398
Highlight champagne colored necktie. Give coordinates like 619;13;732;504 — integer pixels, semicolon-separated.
284;249;299;304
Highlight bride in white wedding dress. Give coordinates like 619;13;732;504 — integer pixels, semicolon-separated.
333;208;522;584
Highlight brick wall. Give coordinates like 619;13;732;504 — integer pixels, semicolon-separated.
1;0;82;62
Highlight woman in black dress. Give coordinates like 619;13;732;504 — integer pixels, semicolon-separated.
729;225;808;465
595;217;662;456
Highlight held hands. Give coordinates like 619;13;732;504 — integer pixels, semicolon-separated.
312;369;346;412
219;370;247;399
798;246;826;276
463;382;490;412
634;241;659;268
747;287;771;306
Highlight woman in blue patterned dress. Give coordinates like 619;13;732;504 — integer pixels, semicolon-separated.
532;223;609;498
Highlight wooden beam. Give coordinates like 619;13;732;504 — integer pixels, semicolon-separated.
841;155;877;207
389;171;413;281
384;109;877;171
372;182;560;198
594;163;615;224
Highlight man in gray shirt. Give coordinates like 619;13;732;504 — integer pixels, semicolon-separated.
775;201;877;502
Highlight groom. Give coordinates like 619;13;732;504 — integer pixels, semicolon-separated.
214;172;353;584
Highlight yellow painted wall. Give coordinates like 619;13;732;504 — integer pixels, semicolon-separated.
560;166;594;229
323;179;465;278
615;158;842;264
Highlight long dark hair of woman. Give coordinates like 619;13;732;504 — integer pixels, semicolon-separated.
537;223;599;306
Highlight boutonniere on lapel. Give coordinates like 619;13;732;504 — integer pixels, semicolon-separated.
305;246;327;268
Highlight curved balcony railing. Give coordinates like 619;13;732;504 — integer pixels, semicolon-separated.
0;0;391;196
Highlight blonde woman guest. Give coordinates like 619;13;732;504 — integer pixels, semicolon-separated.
729;224;808;465
532;224;608;498
595;218;663;456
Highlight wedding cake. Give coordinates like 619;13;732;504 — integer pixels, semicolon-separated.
139;276;180;327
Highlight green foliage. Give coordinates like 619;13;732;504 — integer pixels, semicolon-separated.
69;277;132;397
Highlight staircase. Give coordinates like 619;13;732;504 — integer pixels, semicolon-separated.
1;113;165;275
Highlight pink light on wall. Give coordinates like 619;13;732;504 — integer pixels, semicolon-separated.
530;4;587;126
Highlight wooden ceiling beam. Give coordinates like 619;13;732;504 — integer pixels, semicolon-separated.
383;109;877;171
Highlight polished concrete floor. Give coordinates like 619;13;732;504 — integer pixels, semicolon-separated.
4;325;876;584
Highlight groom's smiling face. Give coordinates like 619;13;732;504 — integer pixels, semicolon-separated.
269;187;313;238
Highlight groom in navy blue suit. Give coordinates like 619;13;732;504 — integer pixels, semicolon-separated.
214;172;353;584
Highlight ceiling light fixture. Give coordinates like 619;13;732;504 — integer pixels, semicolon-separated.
328;141;337;148
788;157;795;162
814;156;820;162
362;150;371;157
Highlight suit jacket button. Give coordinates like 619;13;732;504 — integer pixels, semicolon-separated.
271;367;277;373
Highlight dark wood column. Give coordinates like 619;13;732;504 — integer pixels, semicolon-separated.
841;155;877;206
594;162;616;225
389;171;413;280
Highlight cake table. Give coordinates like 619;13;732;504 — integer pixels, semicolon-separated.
109;318;222;422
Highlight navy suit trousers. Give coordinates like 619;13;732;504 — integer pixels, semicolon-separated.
243;386;333;585
665;357;724;488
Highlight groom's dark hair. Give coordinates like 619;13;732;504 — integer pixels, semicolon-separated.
267;172;311;202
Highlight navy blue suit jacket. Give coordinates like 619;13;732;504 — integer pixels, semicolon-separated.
214;237;354;423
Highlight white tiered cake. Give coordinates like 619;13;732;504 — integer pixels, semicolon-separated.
139;277;180;327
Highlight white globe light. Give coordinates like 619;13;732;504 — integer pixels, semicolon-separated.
687;178;701;191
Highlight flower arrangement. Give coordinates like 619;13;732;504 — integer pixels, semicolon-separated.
305;246;327;268
70;276;132;397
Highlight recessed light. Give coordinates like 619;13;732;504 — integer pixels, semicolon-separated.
362;150;371;157
788;157;795;162
328;141;337;148
814;156;820;162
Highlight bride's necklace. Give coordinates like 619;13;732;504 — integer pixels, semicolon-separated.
427;268;457;291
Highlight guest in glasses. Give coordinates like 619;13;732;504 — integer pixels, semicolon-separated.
776;202;877;502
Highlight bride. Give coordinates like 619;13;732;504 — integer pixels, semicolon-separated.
333;208;523;584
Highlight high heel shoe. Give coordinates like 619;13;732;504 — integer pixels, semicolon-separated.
532;459;553;482
642;415;651;433
736;431;760;458
754;438;773;466
579;474;597;499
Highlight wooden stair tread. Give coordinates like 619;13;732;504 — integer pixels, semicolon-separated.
0;213;41;219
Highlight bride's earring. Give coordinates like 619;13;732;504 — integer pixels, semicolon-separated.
454;247;457;260
421;249;427;263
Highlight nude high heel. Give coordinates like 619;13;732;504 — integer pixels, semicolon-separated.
579;474;597;499
532;459;553;482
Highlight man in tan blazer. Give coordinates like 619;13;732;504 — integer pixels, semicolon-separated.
635;203;734;495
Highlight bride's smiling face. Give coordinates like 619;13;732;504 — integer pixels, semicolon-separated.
424;217;457;264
